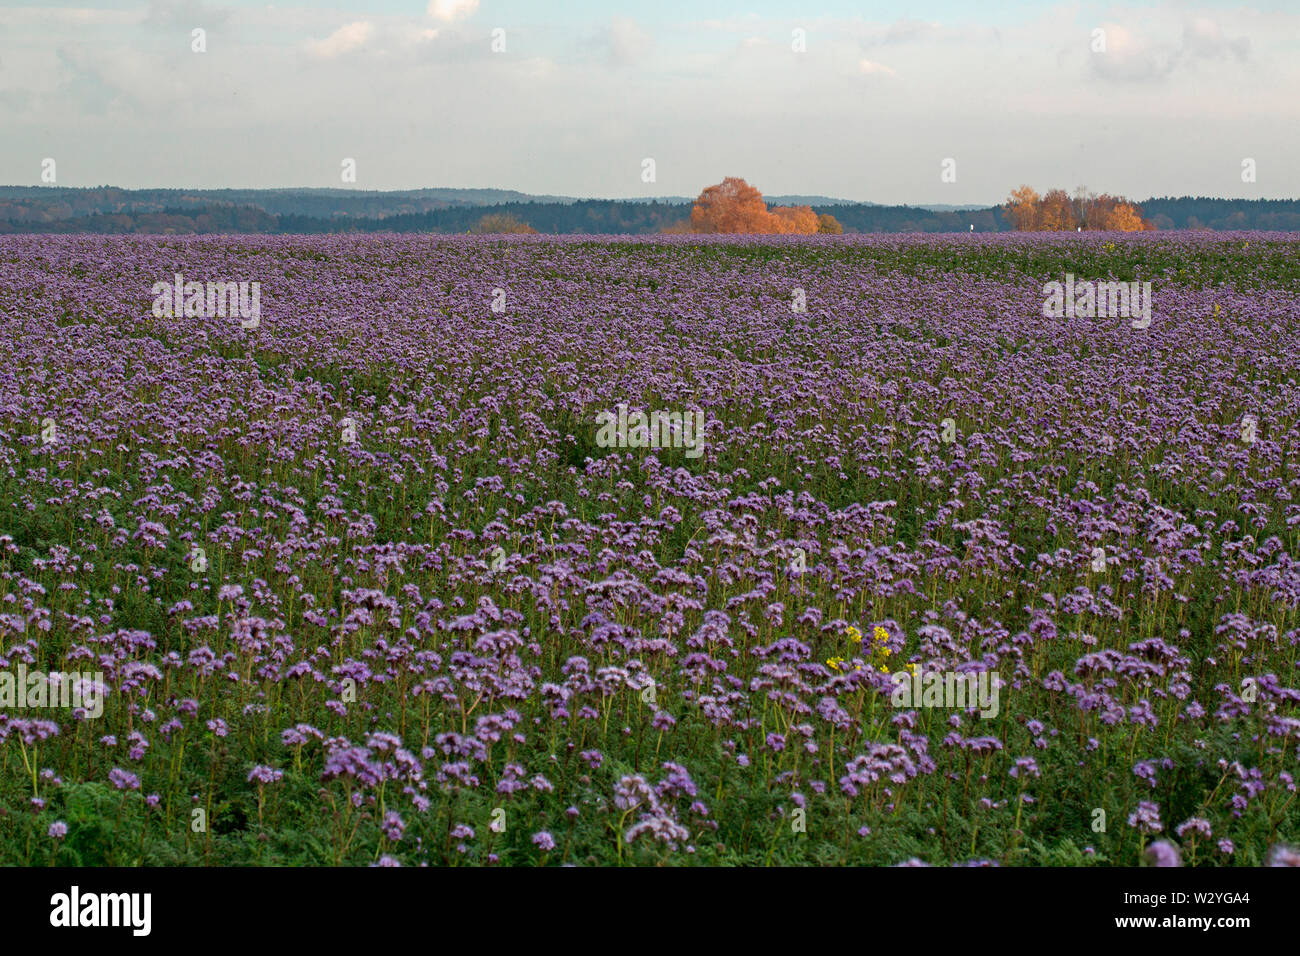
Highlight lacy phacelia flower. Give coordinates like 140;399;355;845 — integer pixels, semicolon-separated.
1143;840;1181;867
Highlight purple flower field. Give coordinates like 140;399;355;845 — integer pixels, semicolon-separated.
1;231;1298;866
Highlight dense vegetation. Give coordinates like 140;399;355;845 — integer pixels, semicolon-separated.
1;232;1297;866
2;186;1298;234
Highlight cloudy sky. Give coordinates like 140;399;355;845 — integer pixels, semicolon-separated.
1;0;1295;203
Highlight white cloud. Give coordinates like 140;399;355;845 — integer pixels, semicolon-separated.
858;17;946;48
307;21;374;58
519;56;556;80
0;7;139;26
144;0;231;29
0;3;1295;201
859;59;896;76
428;0;479;23
603;17;653;67
1182;16;1249;63
1089;16;1250;83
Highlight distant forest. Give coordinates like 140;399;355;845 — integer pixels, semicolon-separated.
1;186;1297;234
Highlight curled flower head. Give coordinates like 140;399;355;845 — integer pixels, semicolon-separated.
108;767;140;791
1127;801;1163;834
248;765;284;786
1144;840;1181;867
1267;844;1300;867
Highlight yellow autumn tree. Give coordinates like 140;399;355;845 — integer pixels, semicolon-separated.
816;213;844;234
1005;185;1041;231
1006;186;1154;231
769;205;820;234
1101;202;1147;231
1038;189;1078;231
473;212;537;234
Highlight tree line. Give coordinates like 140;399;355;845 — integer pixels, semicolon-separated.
1004;186;1152;231
1;187;1297;234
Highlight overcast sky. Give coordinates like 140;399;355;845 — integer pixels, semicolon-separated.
1;0;1295;203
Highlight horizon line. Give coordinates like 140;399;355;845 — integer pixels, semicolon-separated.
6;185;1296;206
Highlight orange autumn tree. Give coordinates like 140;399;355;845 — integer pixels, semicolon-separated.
690;177;774;233
1038;189;1078;230
686;177;834;235
816;212;844;234
1004;185;1153;231
1004;186;1041;230
1103;202;1148;231
770;204;820;234
1078;192;1150;231
473;212;537;234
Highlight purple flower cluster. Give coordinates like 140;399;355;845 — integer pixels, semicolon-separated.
2;232;1298;866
